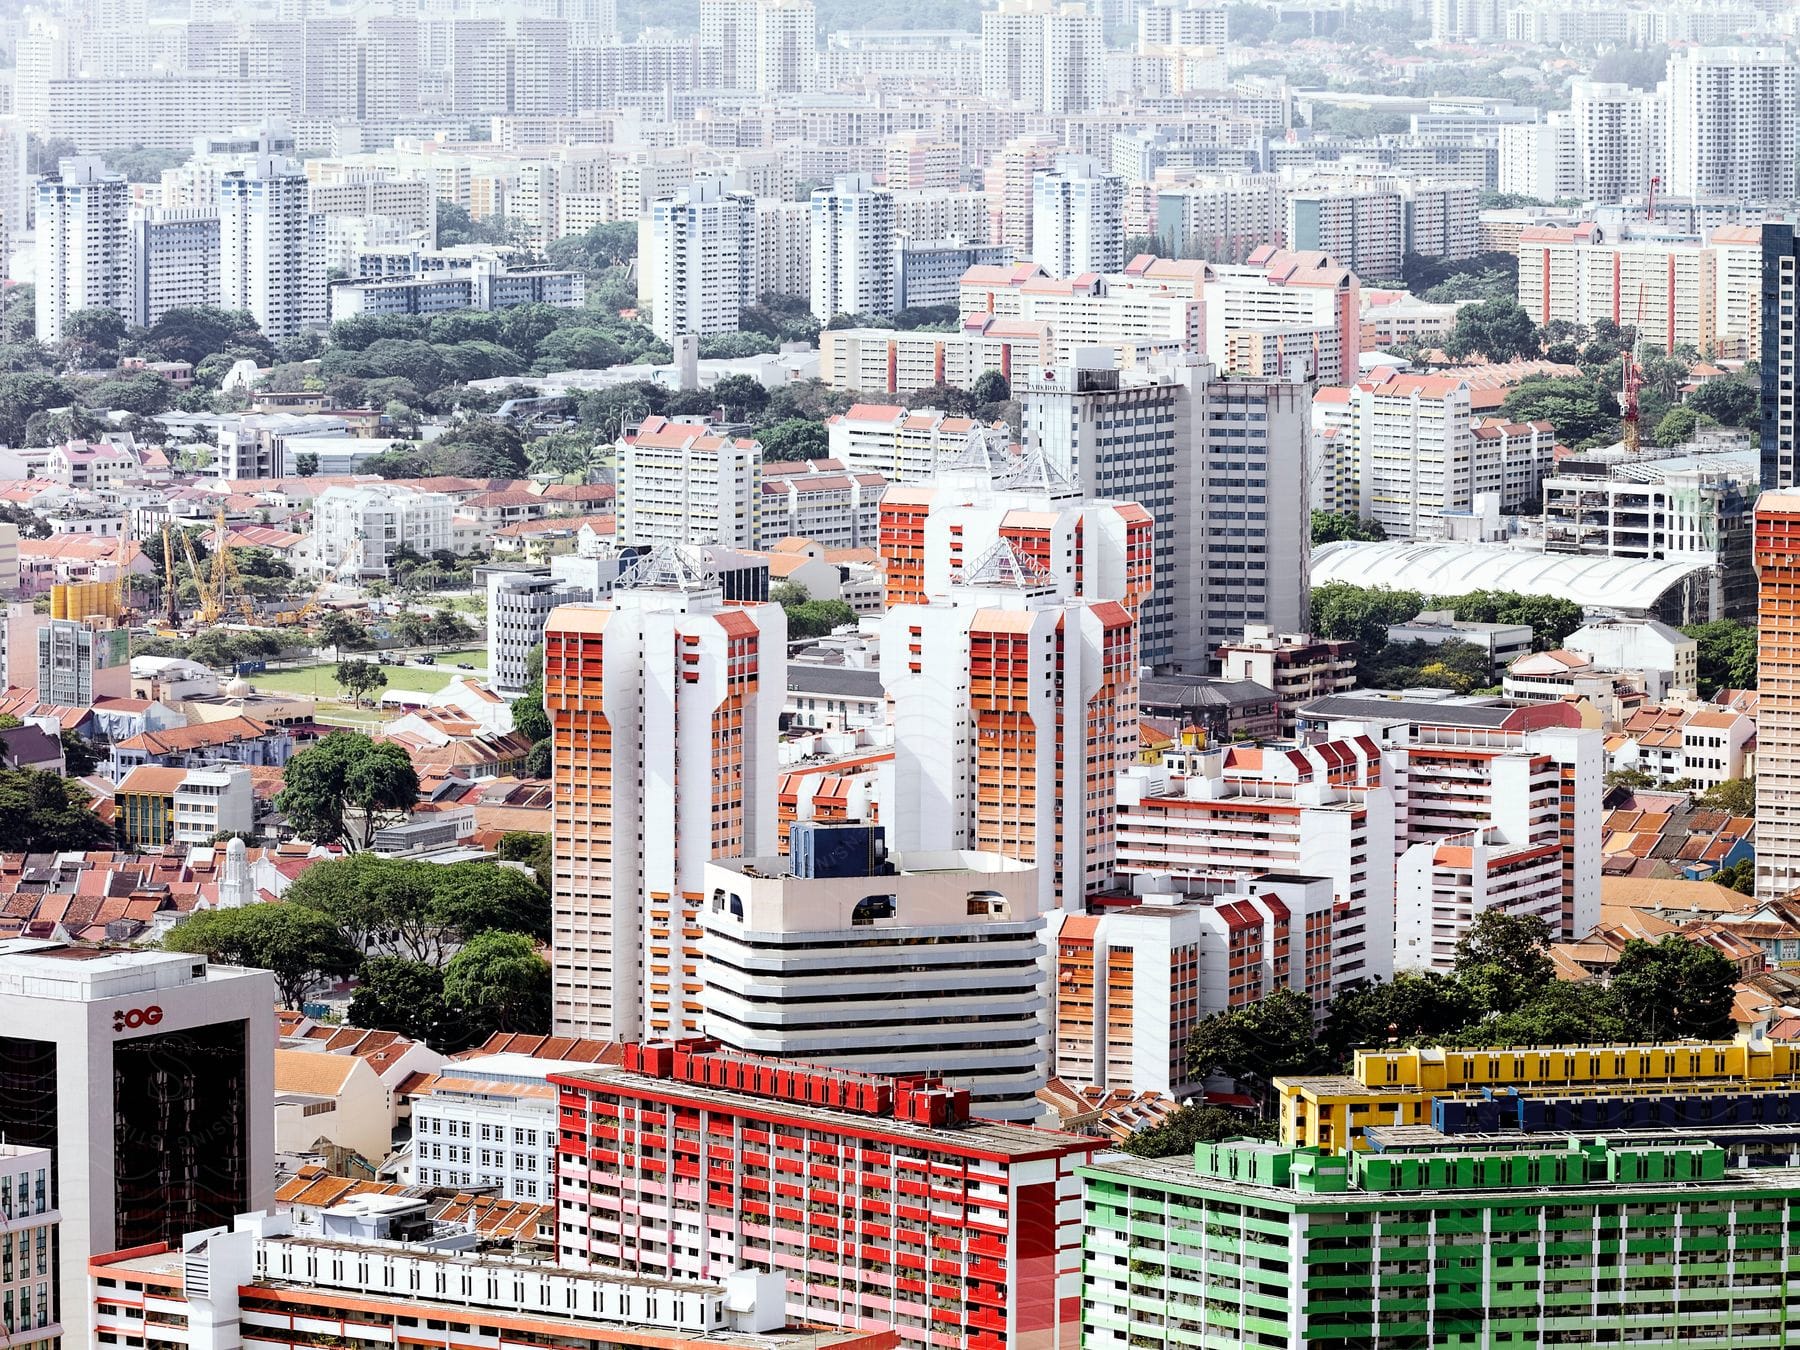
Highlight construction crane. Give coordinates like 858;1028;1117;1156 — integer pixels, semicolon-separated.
1648;174;1661;224
161;523;181;630
204;507;259;626
275;544;357;628
1621;282;1646;455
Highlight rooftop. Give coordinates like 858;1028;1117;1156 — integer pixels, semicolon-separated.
1311;540;1714;612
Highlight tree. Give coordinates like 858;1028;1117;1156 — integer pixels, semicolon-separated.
348;957;457;1044
1697;778;1754;817
546;221;637;273
60;730;99;777
443;932;552;1035
316;610;368;653
1321;973;1469;1061
1713;857;1756;896
336;659;388;705
512;695;550;743
971;370;1010;405
783;599;856;639
164;904;359;1008
1608;936;1738;1040
498;830;552;887
525;738;552;778
1444;298;1539;363
1186;987;1322;1107
1501;375;1619;445
1451;911;1555;1019
1311;511;1387;544
275;732;419;851
61;306;127;357
1687;377;1757;427
141;306;271;366
294;452;320;476
712;373;770;419
429;862;552;944
770;580;810;606
1652;404;1698;448
1682;620;1757;693
1118;1105;1275;1157
756;418;829;462
0;373;76;445
1436;590;1583;651
1310;582;1425;657
0;769;117;852
1450;979;1624;1048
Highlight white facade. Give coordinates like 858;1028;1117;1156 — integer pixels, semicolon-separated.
35;157;131;344
1665;47;1798;204
701;845;1048;1121
1497;115;1579;203
487;569;597;696
172;764;255;843
638;179;757;341
1030;156;1125;278
0;1144;56;1350
545;563;786;1040
219;155;319;341
407;1053;587;1201
1570;80;1666;204
981;0;1103;114
0;939;275;1349
312;486;455;579
809;173;897;322
616;416;761;551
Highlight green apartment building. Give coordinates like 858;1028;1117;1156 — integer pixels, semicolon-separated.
1082;1135;1800;1349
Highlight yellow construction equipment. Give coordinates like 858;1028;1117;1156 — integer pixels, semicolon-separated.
207;508;260;626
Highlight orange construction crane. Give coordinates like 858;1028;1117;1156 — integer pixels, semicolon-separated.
1621;282;1646;455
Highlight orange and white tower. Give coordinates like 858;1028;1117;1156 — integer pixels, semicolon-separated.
880;538;1137;913
544;546;785;1039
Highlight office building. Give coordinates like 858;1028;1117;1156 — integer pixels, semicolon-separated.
487;569;602;696
1022;354;1311;669
35;157;131;344
408;1051;595;1200
0;1143;56;1350
701;824;1049;1120
1047;875;1336;1097
1665;47;1798;204
172;764;256;844
1030;156;1125;278
91;1207;884;1350
1116;737;1397;986
1756;494;1800;896
127;208;222;329
218;155;318;341
543;551;785;1039
36;616;127;708
312;486;455;580
810;173;898;322
881;545;1137;916
1082;1132;1800;1350
615;416;761;551
554;1041;1098;1350
0;939;275;1348
638;180;757;341
980;0;1102;113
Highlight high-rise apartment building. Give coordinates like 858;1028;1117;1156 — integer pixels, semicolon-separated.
992;134;1061;259
702;823;1050;1120
1569;80;1665;203
300;16;420;121
35;156;131;344
0;939;275;1348
1756;494;1800;896
1021;355;1311;669
638;179;758;340
219;155;317;341
128;208;222;329
615;416;761;551
446;17;570;115
554;1042;1098;1350
1665;47;1798;204
810;173;898;322
1496;113;1579;202
700;0;816;93
1761;224;1800;490
1030;156;1125;278
980;0;1103;113
880;544;1136;916
543;552;785;1039
1515;226;1719;353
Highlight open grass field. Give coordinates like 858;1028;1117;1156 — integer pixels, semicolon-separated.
250;662;456;699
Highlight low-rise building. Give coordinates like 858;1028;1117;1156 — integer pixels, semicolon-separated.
408;1052;596;1201
1384;610;1534;677
1215;625;1357;732
313;484;456;578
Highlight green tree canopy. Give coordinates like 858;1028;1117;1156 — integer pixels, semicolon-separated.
0;769;117;853
348;957;458;1045
1444;298;1539;362
1117;1105;1275;1157
1608;936;1738;1040
164;904;360;1008
443;931;552;1034
783;599;856;640
336;659;388;705
1681;621;1756;692
274;732;419;850
512;696;550;743
1311;511;1387;544
1187;987;1325;1107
